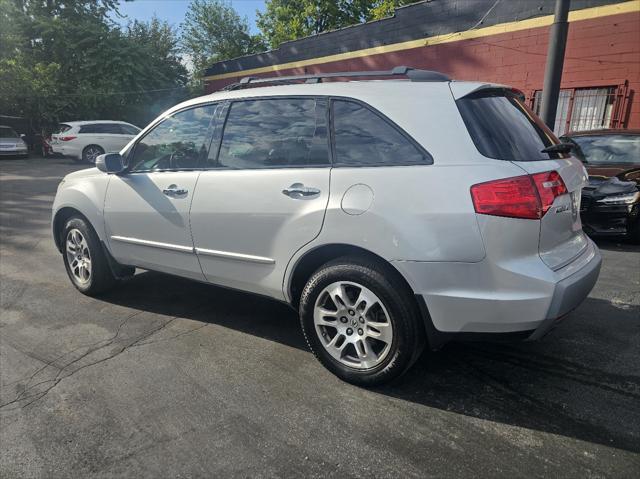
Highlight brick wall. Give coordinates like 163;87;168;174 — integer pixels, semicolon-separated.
205;2;640;129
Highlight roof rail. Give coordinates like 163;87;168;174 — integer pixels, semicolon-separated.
222;66;451;91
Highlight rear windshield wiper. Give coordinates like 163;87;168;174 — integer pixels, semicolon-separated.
541;143;573;154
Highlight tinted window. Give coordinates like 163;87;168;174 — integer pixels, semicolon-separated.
55;124;72;134
568;134;640;165
79;124;100;134
101;124;122;134
129;105;216;172
0;127;19;139
214;98;329;169
332;100;429;166
120;124;140;135
457;90;568;161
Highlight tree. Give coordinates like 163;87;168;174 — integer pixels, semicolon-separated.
0;0;189;130
256;0;416;49
181;0;265;77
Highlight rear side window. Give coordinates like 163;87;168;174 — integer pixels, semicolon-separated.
215;98;329;169
332;100;431;167
457;89;567;161
79;124;100;134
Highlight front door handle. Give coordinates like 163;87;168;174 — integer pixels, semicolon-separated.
282;183;321;199
163;184;188;197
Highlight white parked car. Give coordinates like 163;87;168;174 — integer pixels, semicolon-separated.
51;120;141;163
52;67;601;385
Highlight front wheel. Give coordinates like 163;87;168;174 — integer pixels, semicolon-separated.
299;257;425;386
62;217;117;295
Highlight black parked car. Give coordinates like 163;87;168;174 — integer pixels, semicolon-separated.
561;129;640;242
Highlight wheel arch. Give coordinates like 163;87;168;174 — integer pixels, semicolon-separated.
52;207;93;253
286;243;416;308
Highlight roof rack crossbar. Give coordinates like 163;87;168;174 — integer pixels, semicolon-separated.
222;66;450;91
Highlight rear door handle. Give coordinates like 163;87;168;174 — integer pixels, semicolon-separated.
163;184;188;197
282;183;321;199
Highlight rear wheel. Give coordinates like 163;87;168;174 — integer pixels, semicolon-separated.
82;145;104;164
62;217;117;295
299;257;424;386
629;220;640;244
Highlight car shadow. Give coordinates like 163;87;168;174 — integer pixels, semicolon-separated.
99;270;640;454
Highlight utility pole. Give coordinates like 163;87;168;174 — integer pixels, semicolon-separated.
540;0;571;131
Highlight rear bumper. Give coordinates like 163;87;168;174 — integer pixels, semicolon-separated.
51;144;81;159
395;238;601;348
528;246;601;340
0;148;28;156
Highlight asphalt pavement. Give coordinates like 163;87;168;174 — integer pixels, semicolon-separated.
1;156;639;478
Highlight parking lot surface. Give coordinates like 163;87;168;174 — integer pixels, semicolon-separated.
1;156;639;478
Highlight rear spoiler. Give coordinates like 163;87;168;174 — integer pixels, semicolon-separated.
449;82;524;101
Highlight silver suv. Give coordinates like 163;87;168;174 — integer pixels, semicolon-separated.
52;67;602;385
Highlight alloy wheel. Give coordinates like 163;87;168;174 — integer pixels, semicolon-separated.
85;147;102;163
313;281;393;369
66;228;92;284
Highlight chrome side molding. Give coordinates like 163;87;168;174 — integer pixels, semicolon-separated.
195;247;275;265
110;235;276;264
110;235;194;253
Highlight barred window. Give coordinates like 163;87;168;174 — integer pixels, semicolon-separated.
532;86;619;136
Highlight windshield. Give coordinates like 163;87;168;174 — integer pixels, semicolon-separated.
456;89;568;161
0;127;19;139
568;134;639;165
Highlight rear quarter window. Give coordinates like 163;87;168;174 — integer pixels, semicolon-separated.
456;89;567;161
55;124;72;134
332;99;432;167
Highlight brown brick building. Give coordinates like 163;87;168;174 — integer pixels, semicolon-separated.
204;0;640;135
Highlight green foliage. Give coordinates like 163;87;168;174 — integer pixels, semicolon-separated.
0;0;188;132
181;0;266;78
256;0;416;49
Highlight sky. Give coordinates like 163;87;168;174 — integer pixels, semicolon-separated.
115;0;266;33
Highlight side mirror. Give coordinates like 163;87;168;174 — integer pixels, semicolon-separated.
20;133;26;138
96;153;126;174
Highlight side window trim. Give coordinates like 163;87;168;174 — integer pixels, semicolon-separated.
203;95;331;171
329;97;434;167
207;101;230;167
124;102;220;173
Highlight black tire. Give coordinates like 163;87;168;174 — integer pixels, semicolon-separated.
299;257;425;386
82;145;104;164
629;222;640;244
61;216;117;296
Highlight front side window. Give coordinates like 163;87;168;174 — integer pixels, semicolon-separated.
214;98;329;169
332;100;430;167
101;124;122;134
120;124;141;135
128;105;217;172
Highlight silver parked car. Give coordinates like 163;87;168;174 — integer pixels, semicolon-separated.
52;67;601;385
0;125;28;157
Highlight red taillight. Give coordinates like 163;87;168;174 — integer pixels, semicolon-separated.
471;171;567;220
531;170;567;215
59;136;77;141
